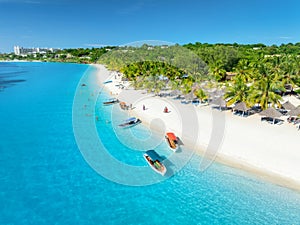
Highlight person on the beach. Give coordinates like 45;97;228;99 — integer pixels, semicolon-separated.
164;106;168;113
143;105;145;110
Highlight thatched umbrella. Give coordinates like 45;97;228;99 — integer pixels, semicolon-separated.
259;108;283;124
216;88;226;97
233;102;250;116
184;91;195;101
288;106;300;117
207;90;217;99
208;88;225;99
158;90;171;97
282;101;296;111
169;89;182;97
211;97;227;110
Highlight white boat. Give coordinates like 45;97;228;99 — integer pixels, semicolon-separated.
118;117;141;128
143;150;167;176
165;132;179;152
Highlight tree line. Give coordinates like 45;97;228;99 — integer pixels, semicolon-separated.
98;43;300;109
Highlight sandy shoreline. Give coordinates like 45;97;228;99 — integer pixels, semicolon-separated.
93;64;300;192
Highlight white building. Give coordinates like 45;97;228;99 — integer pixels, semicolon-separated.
14;46;21;55
13;46;60;56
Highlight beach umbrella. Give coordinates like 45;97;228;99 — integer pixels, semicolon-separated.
184;91;195;101
282;101;296;111
233;102;249;111
288;106;300;117
158;90;171;96
233;102;250;116
169;89;182;97
211;97;227;109
208;88;225;99
207;90;217;99
216;88;226;97
259;107;283;124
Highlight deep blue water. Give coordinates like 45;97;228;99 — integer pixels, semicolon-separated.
1;62;300;225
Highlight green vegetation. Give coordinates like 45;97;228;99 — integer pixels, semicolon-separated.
97;44;212;96
120;61;186;93
54;47;113;63
1;42;299;110
99;42;300;110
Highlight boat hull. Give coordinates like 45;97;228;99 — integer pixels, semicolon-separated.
165;135;179;152
103;99;119;105
118;119;141;128
143;154;167;176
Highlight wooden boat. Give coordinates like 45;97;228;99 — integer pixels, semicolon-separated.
119;101;129;110
103;80;113;84
118;117;141;128
165;132;179;152
103;98;119;105
143;150;167;176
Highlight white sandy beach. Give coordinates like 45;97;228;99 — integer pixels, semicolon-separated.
94;64;300;191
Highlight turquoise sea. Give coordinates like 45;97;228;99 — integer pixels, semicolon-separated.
1;62;300;225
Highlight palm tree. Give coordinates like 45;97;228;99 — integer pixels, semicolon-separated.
209;61;226;82
143;74;165;95
169;79;182;91
131;76;144;89
194;88;207;103
180;79;193;94
249;62;284;110
280;56;298;91
292;57;300;88
224;76;250;106
234;59;255;83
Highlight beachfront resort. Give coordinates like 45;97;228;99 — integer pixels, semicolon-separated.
2;0;300;223
91;43;300;188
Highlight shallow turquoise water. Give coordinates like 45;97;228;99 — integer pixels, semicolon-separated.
1;62;300;225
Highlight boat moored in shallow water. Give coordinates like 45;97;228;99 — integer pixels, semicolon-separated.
165;132;179;152
143;150;167;176
103;80;113;84
118;117;141;128
103;98;119;105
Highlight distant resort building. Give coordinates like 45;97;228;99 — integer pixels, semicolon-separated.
13;46;60;56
